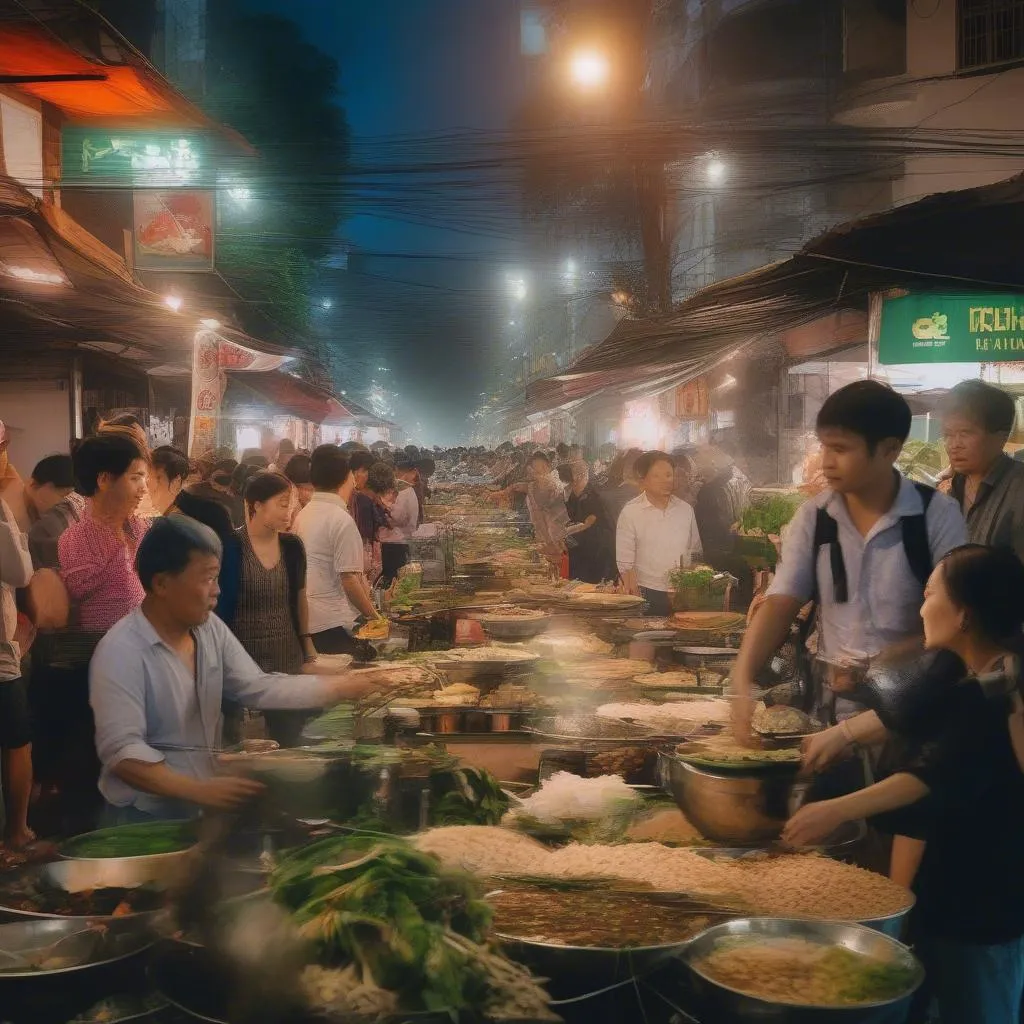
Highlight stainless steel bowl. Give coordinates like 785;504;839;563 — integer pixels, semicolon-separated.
497;933;689;995
659;750;808;845
0;859;182;921
682;917;923;1022
472;613;552;640
0;916;154;979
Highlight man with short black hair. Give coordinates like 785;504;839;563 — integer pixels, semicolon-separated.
90;515;395;819
941;380;1024;560
293;446;381;654
732;380;966;738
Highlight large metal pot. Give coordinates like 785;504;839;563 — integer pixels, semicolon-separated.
659;751;808;845
682;917;923;1022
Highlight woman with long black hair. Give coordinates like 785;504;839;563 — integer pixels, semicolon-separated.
219;472;316;747
784;545;1024;1023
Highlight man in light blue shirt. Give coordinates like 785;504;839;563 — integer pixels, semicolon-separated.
90;516;393;820
733;381;967;739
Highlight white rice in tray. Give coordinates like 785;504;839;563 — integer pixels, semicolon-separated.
415;826;551;877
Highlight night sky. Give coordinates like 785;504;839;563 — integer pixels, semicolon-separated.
241;0;527;442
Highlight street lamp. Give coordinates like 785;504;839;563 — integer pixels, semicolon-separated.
707;157;727;184
569;49;611;91
164;294;183;312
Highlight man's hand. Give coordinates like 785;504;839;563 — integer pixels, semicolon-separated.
782;799;845;848
731;692;756;746
192;776;265;810
325;667;405;703
801;726;852;774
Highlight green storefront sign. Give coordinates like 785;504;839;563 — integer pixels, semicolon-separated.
61;129;212;187
879;292;1024;364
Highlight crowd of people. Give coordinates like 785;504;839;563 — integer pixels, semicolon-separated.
2;376;1024;1019
446;378;1024;1021
0;424;435;841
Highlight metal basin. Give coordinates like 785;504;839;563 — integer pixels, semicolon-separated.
497;933;689;999
659;751;808;845
682;917;923;1022
472;613;552;640
0;916;154;980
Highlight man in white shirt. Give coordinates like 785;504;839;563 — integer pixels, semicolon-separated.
293;445;381;655
616;451;702;616
378;457;419;584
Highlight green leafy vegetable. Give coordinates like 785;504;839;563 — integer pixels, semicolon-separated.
269;834;550;1016
61;821;194;859
739;493;804;537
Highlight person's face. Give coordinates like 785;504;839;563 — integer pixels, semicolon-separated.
921;563;966;652
148;468;183;515
296;483;314;508
26;480;73;517
100;458;148;515
252;489;293;533
817;428;898;495
641;459;675;499
153;551;221;627
354;467;369;489
528;459;549;483
942;412;1005;477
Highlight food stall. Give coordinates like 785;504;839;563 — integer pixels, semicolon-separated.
0;478;923;1024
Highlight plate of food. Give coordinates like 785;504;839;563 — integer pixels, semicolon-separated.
674;734;803;771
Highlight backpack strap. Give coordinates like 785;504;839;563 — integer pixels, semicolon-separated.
901;482;936;589
812;505;848;604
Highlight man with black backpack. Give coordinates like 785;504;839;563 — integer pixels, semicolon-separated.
733;381;967;742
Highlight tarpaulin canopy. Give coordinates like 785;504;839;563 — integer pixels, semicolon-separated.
0;17;248;146
562;171;1024;378
226;371;336;425
0;176;289;372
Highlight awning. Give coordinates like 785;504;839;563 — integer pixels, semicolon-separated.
226;371;336;425
0;18;249;147
0;176;292;372
562;170;1024;378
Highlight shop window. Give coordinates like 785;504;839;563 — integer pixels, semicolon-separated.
959;0;1024;70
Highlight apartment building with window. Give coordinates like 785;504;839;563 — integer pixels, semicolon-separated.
838;0;1024;202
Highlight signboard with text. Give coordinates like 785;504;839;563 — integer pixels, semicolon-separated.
879;293;1024;364
61;129;211;187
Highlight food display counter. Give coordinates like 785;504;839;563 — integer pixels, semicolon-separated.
0;484;924;1024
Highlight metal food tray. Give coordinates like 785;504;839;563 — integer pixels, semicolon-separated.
525;716;662;748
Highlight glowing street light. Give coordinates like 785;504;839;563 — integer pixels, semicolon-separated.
569;49;611;91
164;294;183;312
707;157;727;184
321;298;333;310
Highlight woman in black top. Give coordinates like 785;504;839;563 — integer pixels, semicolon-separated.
784;545;1024;1024
220;472;315;747
558;462;617;584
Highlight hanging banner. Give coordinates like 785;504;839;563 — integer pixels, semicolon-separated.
673;378;709;419
188;329;222;457
133;189;214;271
879;292;1024;364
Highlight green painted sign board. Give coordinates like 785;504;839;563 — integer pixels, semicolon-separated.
61;129;211;187
879;293;1024;364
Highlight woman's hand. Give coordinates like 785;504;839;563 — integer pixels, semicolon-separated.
782;799;846;848
801;725;852;774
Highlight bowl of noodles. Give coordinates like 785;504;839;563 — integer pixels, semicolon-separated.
683;917;923;1021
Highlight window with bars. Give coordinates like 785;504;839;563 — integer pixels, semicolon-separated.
959;0;1024;70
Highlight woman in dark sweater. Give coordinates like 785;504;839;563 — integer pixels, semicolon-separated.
558;462;617;584
784;545;1024;1024
218;472;315;747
